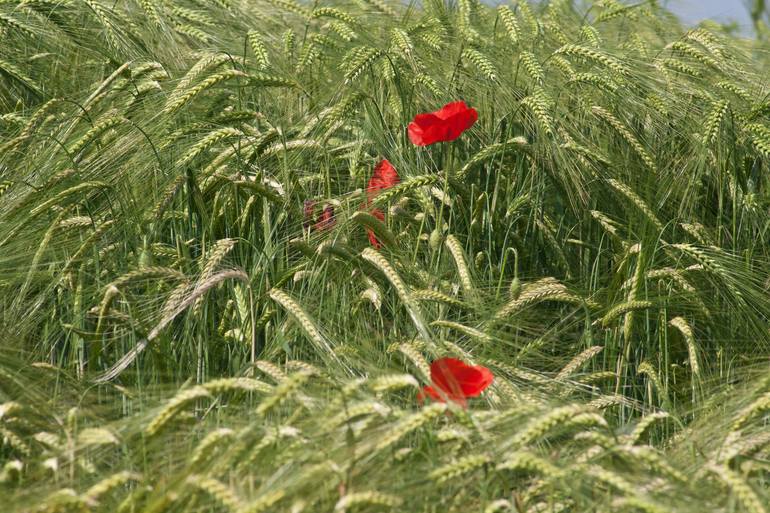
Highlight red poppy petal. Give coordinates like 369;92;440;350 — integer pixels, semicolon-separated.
430;358;468;397
313;205;336;231
411;122;452;146
419;385;468;408
408;121;427;146
366;177;386;200
455;364;493;397
367;160;400;203
366;208;385;248
435;101;470;121
420;385;442;402
367;228;382;249
459;106;479;130
430;357;493;399
364;160;399;246
474;365;494;394
409;102;477;146
366;176;385;191
409;113;445;146
412;112;443;127
372;159;399;188
445;107;478;141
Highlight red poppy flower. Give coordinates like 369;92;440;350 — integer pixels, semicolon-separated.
362;159;399;248
313;205;336;231
418;357;493;408
407;101;478;146
304;201;336;232
366;159;400;205
367;208;385;248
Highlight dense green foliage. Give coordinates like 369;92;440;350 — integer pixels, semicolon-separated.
2;0;770;511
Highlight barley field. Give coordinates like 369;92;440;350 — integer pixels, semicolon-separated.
2;0;770;511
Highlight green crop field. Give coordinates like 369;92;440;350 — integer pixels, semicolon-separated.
2;0;770;511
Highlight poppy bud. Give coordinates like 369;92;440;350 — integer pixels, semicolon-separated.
509;277;521;299
429;229;442;250
474;251;486;269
